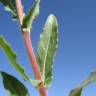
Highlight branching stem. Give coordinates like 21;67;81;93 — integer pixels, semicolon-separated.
15;0;47;96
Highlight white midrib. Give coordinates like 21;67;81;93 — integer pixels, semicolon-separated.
43;27;52;83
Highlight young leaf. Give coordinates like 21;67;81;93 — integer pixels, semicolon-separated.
22;0;40;32
0;36;29;80
0;0;18;19
69;71;96;96
37;14;58;88
1;71;28;96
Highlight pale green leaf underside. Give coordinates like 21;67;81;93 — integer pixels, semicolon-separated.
22;0;40;32
69;71;96;96
1;71;28;96
0;36;29;80
0;0;18;19
37;14;58;88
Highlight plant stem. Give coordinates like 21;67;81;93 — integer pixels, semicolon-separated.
15;0;47;96
38;84;47;96
23;32;47;96
15;0;24;24
23;32;41;79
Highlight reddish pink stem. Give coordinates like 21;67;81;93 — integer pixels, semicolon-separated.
38;84;47;96
15;0;24;24
23;32;41;79
23;32;47;96
16;0;47;96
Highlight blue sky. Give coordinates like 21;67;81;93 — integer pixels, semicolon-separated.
0;0;96;96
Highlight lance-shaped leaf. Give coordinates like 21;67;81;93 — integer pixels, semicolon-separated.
1;71;28;96
37;14;58;88
0;0;18;19
22;0;40;32
0;36;43;88
0;36;29;80
69;71;96;96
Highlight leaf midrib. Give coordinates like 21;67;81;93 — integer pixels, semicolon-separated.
43;24;53;83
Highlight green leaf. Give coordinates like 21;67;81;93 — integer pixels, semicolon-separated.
0;0;18;20
0;36;29;80
69;71;96;96
37;14;58;88
1;71;28;96
0;36;43;88
22;0;40;32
